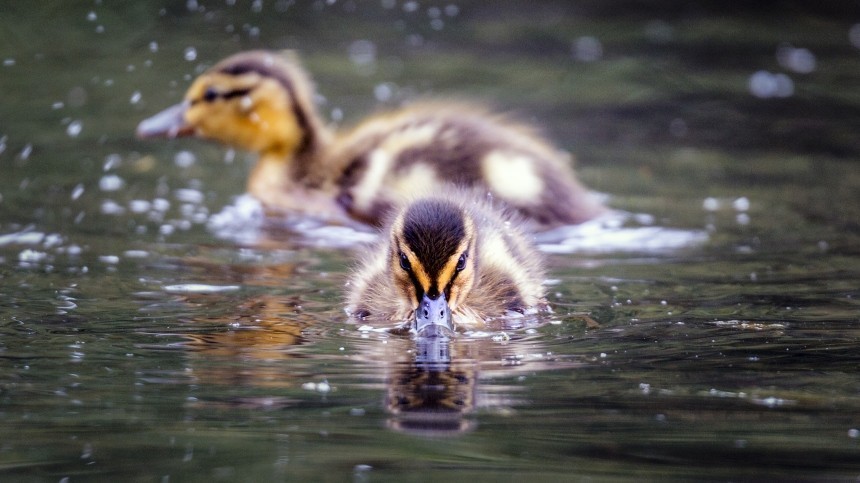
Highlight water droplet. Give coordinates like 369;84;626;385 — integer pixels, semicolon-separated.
19;144;33;160
572;36;603;62
174;150;196;168
148;41;158;53
152;198;171;212
99;175;125;192
163;284;241;294
129;200;151;213
777;44;816;74
66;120;83;138
123;250;149;259
702;197;720;211
373;82;395;102
99;255;120;265
86;11;97;21
19;249;48;264
103;153;122;171
3;58;15;67
130;90;142;104
71;183;85;200
748;70;793;98
174;188;204;204
348;40;377;66
184;47;197;62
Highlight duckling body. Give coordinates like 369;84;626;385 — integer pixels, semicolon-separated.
332;102;603;226
346;189;546;332
137;50;604;227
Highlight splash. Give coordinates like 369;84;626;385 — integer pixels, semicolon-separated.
207;194;376;248
535;211;708;254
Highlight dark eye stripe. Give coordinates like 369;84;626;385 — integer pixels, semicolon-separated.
193;87;253;105
222;88;252;100
407;270;424;306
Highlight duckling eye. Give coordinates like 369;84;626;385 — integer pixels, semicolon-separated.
399;253;411;272
202;88;219;102
455;253;467;272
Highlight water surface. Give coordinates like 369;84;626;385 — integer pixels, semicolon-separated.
1;1;859;481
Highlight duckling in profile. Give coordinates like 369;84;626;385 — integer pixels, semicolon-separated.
346;190;546;334
137;50;605;227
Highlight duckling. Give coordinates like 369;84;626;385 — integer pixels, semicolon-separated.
137;50;604;227
346;189;547;334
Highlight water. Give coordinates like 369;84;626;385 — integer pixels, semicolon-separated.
1;1;860;481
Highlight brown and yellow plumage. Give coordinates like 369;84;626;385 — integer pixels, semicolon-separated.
137;50;604;227
346;189;547;331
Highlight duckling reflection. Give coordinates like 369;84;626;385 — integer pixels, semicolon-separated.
386;334;477;436
175;293;314;392
146;256;321;396
137;50;605;227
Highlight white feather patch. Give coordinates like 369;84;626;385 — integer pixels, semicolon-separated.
481;151;544;203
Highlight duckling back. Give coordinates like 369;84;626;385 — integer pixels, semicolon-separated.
331;102;604;227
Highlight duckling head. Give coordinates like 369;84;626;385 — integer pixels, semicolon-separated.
137;51;321;159
389;199;477;336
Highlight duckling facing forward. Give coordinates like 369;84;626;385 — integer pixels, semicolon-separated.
346;190;547;334
137;50;604;227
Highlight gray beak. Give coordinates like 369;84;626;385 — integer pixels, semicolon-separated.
415;292;454;336
136;102;192;139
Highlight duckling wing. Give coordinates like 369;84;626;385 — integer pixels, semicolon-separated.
330;104;604;227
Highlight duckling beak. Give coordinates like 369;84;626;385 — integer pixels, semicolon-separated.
136;102;193;139
415;293;454;337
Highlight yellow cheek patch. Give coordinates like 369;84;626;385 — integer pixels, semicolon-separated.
182;73;299;155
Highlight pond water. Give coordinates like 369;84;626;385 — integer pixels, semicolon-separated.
2;1;860;481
